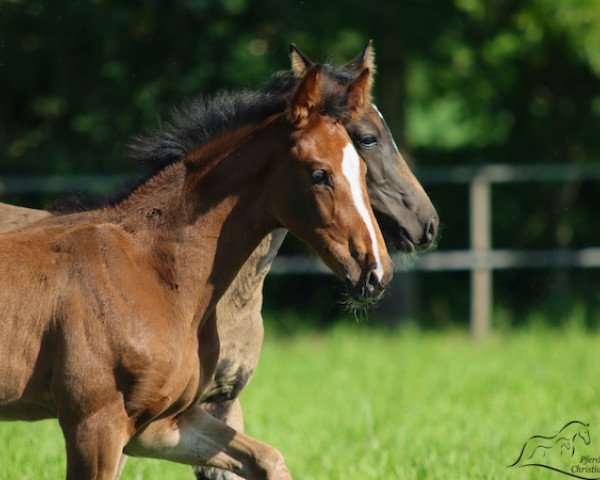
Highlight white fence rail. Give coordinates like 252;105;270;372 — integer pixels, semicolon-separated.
2;163;600;336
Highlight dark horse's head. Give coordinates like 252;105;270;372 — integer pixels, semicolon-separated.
284;42;438;253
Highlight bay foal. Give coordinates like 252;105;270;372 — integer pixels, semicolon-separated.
0;43;438;480
0;60;391;478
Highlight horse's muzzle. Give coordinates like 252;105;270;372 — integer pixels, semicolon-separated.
376;211;439;253
345;262;390;302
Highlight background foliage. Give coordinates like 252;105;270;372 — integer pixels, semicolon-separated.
1;0;599;327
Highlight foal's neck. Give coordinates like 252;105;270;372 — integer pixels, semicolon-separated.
118;114;286;325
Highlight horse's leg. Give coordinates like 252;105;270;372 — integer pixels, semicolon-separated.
114;454;128;479
60;405;130;480
194;399;245;480
125;404;291;480
220;397;245;431
191;233;283;480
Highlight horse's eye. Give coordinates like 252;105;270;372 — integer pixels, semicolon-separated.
358;135;378;148
311;169;330;186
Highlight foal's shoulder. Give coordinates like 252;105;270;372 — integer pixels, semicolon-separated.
0;217;133;259
50;221;135;254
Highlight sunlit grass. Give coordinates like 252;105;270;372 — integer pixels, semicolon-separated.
1;324;599;479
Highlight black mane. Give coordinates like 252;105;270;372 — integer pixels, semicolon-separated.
50;88;288;214
50;64;360;214
128;64;358;169
127;90;287;169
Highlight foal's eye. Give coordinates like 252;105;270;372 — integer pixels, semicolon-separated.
311;169;331;186
358;134;378;148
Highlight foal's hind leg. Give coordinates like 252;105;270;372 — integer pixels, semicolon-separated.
194;399;245;479
125;405;291;480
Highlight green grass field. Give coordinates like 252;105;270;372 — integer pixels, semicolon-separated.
1;323;599;479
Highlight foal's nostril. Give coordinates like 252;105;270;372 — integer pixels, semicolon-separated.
365;265;381;293
423;217;438;245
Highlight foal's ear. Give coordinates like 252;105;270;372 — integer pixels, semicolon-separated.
345;67;373;120
289;43;315;78
289;64;322;128
343;40;377;74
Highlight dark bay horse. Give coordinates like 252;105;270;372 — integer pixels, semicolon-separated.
0;43;438;480
0;60;392;478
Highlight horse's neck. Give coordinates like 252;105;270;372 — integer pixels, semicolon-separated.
118;116;285;326
184;121;286;315
117;163;188;231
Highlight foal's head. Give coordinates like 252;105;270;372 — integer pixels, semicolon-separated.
269;64;393;301
288;42;439;253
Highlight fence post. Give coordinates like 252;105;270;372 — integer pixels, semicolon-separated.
470;176;492;337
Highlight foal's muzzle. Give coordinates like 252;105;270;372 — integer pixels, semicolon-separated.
376;211;439;253
345;262;388;302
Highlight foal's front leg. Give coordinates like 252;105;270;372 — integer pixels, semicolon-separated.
59;403;131;480
194;398;246;480
125;405;291;480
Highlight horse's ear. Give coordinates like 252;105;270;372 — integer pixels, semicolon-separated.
343;40;377;74
345;67;373;120
289;43;315;78
289;64;322;128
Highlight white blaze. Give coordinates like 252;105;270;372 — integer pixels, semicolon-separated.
341;142;384;281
